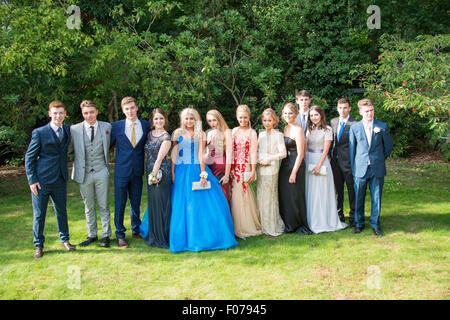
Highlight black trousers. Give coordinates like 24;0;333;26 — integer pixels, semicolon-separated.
331;159;355;224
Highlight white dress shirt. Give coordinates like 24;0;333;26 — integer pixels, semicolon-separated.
125;118;143;145
84;121;98;141
363;120;373;147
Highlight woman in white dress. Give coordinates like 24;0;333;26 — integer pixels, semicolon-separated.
305;105;347;233
257;108;286;236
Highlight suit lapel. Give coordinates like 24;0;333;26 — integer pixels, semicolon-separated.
99;122;109;163
77;123;85;159
357;121;370;149
47;123;61;145
120;120;134;148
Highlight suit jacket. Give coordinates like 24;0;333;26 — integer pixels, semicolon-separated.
25;122;71;185
330;116;356;174
70;121;111;184
349;119;393;178
110;119;150;178
295;110;309;133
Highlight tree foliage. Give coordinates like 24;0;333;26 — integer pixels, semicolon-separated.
0;0;448;164
350;34;449;159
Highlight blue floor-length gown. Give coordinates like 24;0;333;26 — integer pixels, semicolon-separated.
169;135;238;253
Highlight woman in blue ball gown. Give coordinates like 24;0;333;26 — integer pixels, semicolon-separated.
169;108;238;253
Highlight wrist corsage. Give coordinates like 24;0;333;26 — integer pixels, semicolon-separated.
199;171;208;180
148;170;163;185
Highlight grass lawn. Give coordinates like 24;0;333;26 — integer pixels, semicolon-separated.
0;158;448;300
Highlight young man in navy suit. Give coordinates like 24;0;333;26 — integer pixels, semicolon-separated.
110;96;150;248
330;98;357;227
25;100;76;258
349;99;393;236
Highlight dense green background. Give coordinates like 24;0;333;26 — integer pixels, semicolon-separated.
1;0;449;164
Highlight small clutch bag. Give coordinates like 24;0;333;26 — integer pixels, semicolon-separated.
192;181;211;190
148;170;163;185
243;171;256;182
308;164;327;176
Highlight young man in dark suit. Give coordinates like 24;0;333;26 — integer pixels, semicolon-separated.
110;96;150;248
25;100;76;258
330;98;357;227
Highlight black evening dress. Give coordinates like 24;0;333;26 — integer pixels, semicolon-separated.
278;136;312;234
143;131;172;248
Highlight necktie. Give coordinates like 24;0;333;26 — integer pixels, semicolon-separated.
90;126;94;142
131;122;136;147
57;127;63;142
337;121;345;142
302;114;307;129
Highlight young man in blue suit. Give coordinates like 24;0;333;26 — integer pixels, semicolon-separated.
25;100;76;258
349;98;393;236
110;96;150;248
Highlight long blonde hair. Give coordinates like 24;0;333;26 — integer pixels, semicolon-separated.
178;108;203;141
206;109;229;156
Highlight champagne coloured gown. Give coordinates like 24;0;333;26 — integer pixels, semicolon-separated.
230;128;262;239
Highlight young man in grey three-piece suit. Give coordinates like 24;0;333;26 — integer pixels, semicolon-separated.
70;100;112;248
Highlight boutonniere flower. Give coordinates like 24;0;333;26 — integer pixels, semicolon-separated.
106;130;109;134
373;127;381;134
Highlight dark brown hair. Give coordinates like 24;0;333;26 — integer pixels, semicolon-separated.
307;105;328;132
150;108;169;130
295;89;311;98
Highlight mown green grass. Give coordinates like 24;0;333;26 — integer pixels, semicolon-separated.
0;158;448;299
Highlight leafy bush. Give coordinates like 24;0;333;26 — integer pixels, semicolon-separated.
350;34;450;159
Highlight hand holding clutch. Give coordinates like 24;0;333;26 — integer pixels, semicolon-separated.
192;181;211;190
308;164;327;176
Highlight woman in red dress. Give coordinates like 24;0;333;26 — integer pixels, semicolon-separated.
205;109;232;206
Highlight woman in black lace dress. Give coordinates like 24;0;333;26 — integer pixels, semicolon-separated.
278;102;312;235
142;108;172;248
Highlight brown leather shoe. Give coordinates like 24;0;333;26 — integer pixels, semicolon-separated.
117;238;129;248
33;247;43;258
61;241;76;251
132;234;142;239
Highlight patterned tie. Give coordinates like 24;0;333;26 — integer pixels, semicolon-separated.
131;122;136;147
57;127;63;142
337;121;345;142
90;126;94;142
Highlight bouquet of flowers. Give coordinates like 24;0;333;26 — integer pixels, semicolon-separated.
148;170;162;186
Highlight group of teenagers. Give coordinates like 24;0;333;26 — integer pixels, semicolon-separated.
25;90;393;258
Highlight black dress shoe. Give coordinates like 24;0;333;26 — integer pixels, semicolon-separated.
373;227;385;236
79;236;98;247
352;226;364;234
100;237;110;248
349;221;356;228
